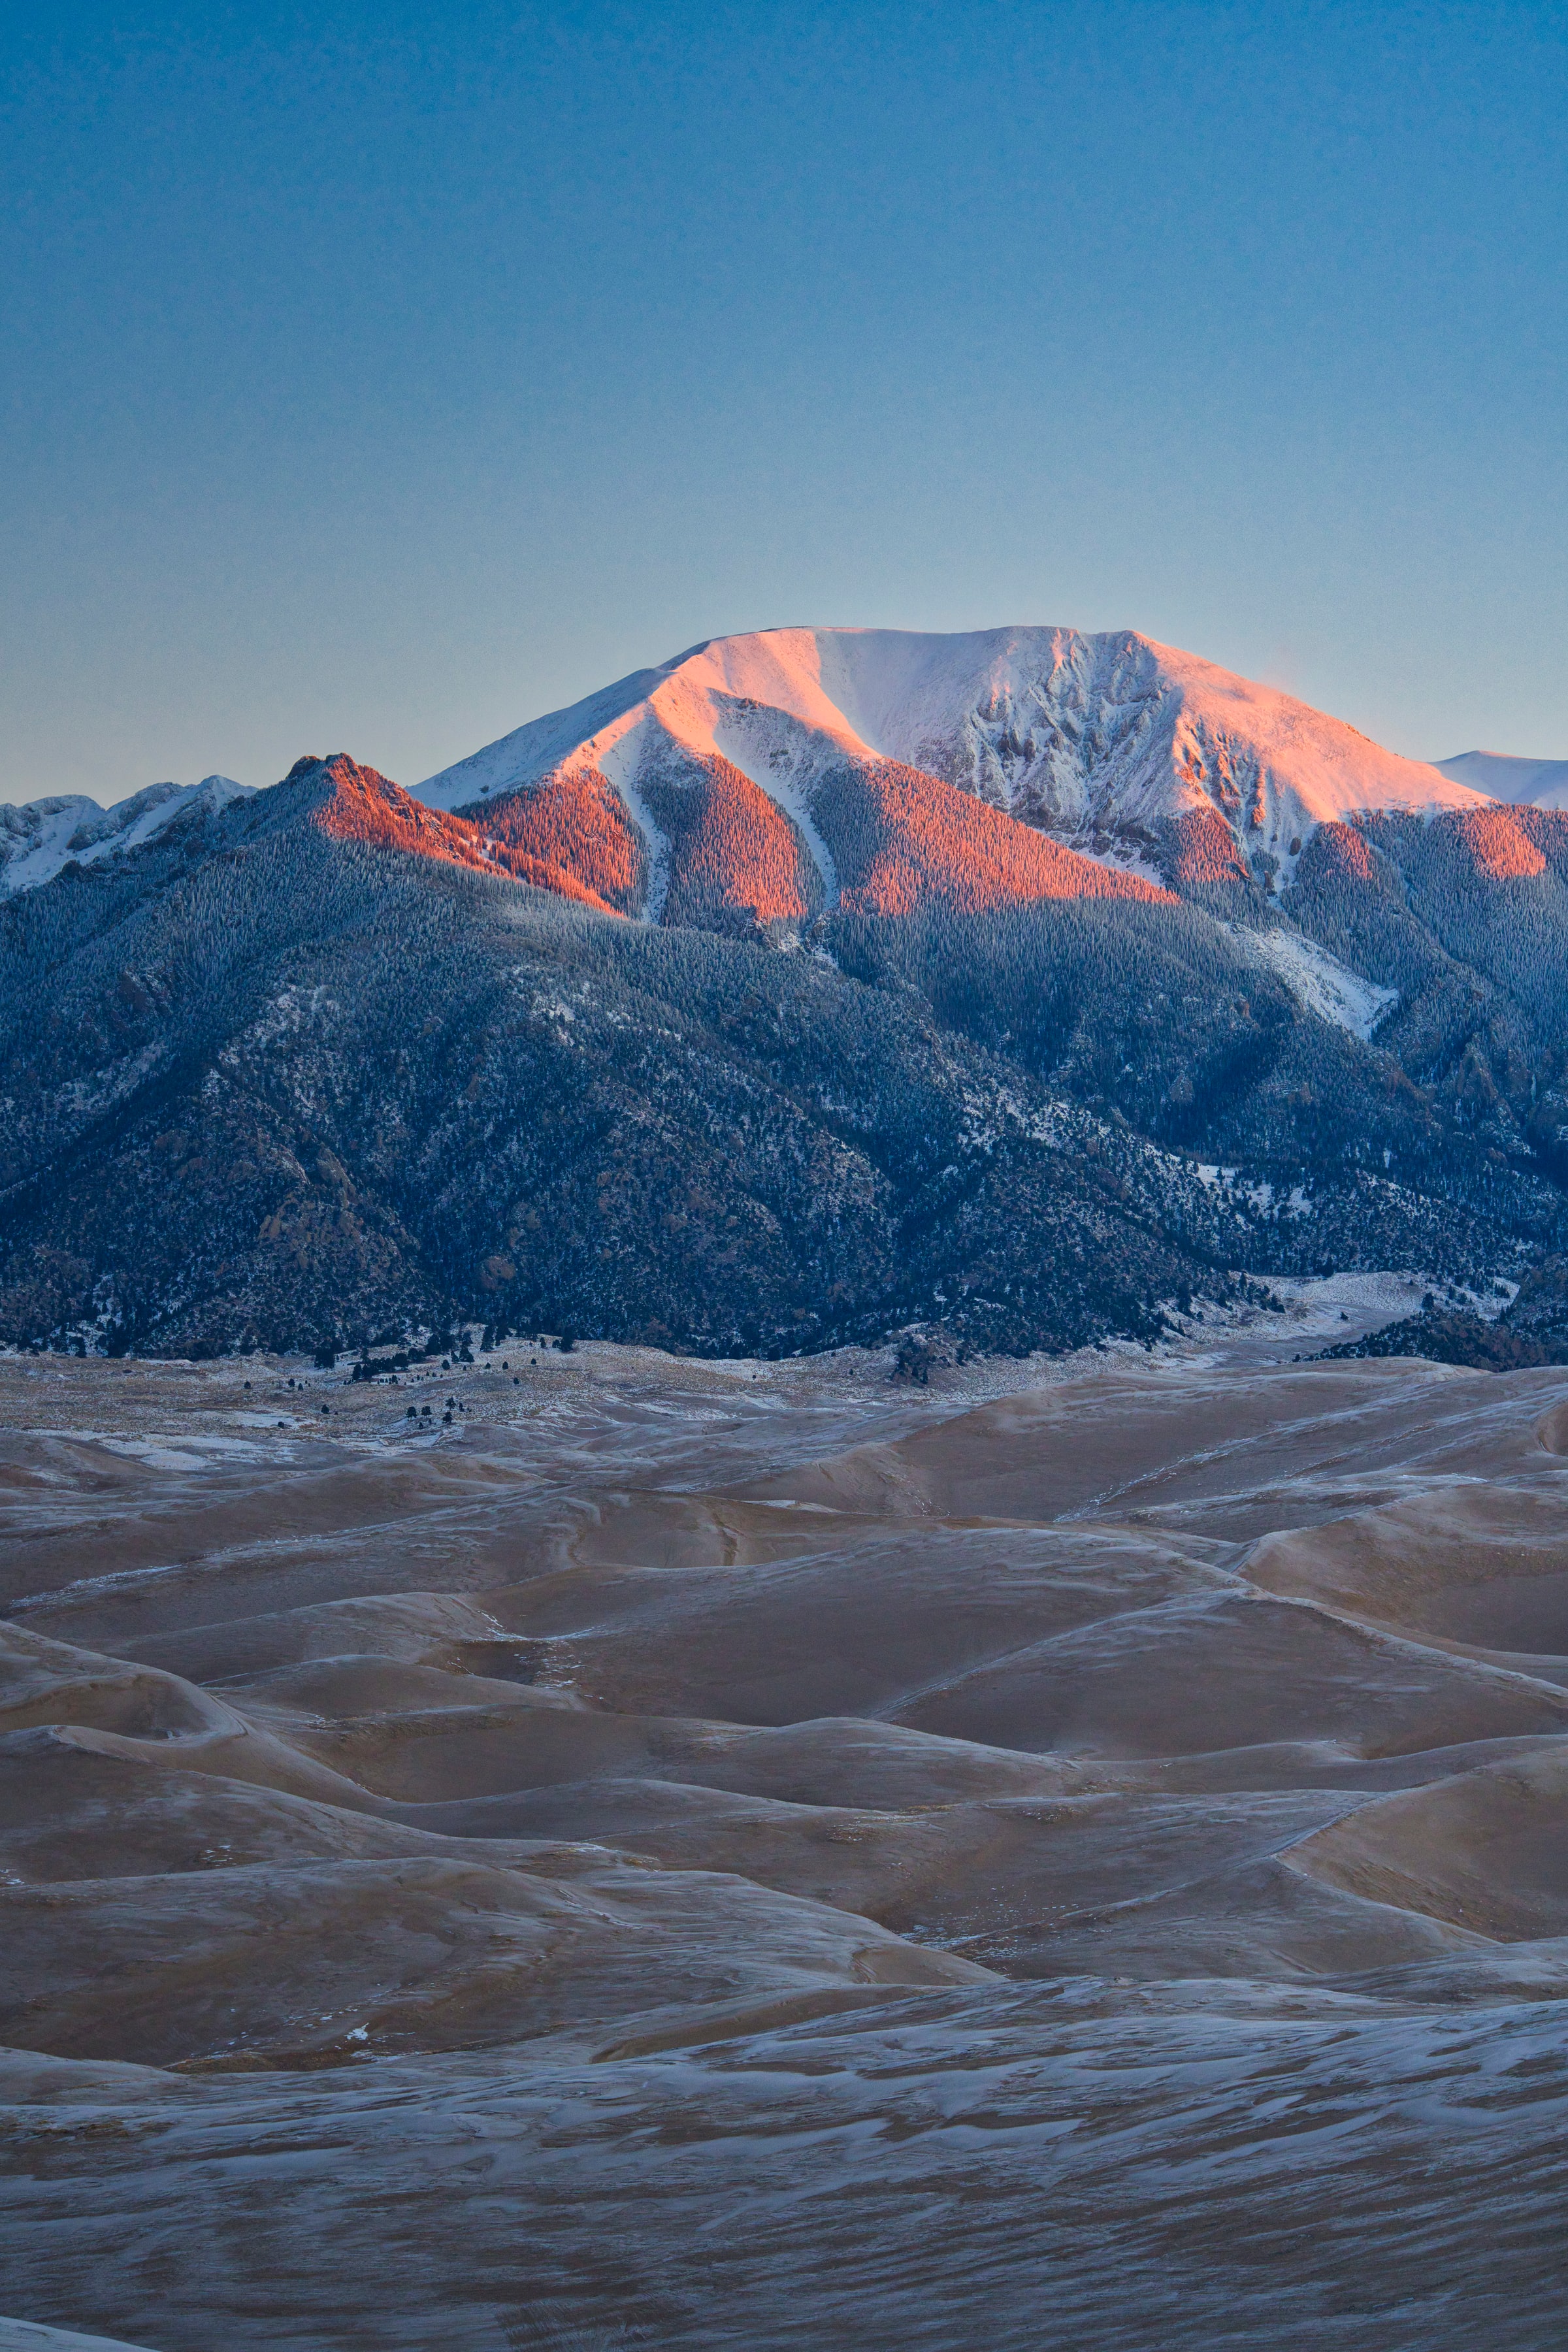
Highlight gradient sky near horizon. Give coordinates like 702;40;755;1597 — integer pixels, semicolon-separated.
3;1;1565;804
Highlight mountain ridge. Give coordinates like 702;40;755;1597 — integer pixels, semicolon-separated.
0;774;252;898
1437;749;1568;810
13;629;1566;913
5;634;1568;1364
1;736;1565;1362
415;627;1487;907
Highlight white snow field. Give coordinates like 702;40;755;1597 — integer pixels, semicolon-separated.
1220;921;1399;1039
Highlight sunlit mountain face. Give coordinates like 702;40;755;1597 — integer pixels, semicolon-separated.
3;628;1568;1369
5;625;1554;920
412;625;1488;911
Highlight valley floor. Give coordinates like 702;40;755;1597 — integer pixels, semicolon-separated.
5;1306;1568;2350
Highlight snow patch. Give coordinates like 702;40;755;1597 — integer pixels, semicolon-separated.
1220;924;1397;1041
596;720;670;921
710;703;841;907
1059;834;1170;892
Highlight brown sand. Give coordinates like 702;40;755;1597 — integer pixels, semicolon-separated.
5;1327;1568;2347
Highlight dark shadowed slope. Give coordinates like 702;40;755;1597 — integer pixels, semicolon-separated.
3;743;1568;1360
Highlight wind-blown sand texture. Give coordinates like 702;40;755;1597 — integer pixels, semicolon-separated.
6;1318;1568;2349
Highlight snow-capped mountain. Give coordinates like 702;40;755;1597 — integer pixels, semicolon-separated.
416;627;1486;900
1436;751;1568;811
5;710;1568;1365
0;774;252;896
0;632;1533;921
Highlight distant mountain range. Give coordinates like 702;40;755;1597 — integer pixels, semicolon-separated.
1435;749;1568;811
7;629;1564;906
3;627;1568;1363
1;775;252;896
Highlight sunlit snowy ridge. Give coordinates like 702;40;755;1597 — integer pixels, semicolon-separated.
9;626;1564;911
414;624;1492;898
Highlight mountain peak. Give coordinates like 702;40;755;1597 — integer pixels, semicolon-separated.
414;625;1485;911
249;751;620;911
1435;749;1568;810
0;772;253;897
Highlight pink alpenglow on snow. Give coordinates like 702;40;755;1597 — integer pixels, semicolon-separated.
415;625;1487;913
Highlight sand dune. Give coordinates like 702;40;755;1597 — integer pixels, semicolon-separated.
6;1337;1568;2347
1291;1742;1568;1942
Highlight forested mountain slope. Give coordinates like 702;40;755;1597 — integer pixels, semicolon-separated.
2;753;1565;1360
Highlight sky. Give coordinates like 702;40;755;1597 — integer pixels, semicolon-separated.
3;0;1565;804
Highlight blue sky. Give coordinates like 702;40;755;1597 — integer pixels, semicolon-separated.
3;1;1564;800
